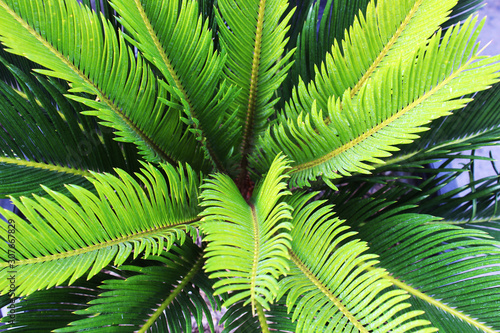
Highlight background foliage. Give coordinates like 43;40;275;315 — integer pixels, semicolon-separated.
0;0;500;332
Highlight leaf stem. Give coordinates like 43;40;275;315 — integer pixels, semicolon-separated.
370;266;497;333
238;0;267;182
256;302;270;333
289;250;369;333
138;253;204;333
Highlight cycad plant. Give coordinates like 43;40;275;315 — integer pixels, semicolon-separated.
1;0;500;331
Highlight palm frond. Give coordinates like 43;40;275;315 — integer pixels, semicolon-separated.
280;192;435;332
279;0;460;120
56;241;216;333
220;297;296;333
255;16;500;187
379;80;500;174
216;0;295;177
0;272;106;331
280;0;371;105
0;57;140;198
358;211;500;332
0;0;205;168
0;163;201;296
200;154;292;316
110;0;240;172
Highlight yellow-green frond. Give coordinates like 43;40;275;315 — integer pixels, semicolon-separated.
281;193;435;332
0;0;205;168
0;163;201;296
255;16;500;187
200;154;292;315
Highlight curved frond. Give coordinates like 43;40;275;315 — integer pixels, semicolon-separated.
0;272;106;331
200;154;292;315
0;163;201;296
358;212;500;332
280;193;434;332
0;57;141;198
255;16;500;187
280;0;459;120
110;0;240;172
0;0;205;168
55;241;216;333
380;80;500;173
280;0;371;105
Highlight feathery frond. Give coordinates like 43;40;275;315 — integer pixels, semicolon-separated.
110;0;240;172
256;16;500;187
0;0;205;167
216;0;295;177
0;163;201;296
200;154;292;315
280;193;435;332
0;57;139;198
279;0;460;120
56;242;215;333
280;0;371;104
358;211;500;332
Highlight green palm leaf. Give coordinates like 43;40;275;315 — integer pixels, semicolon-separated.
200;154;292;316
110;0;240;172
280;192;435;332
0;272;107;331
216;0;295;177
56;241;216;333
358;211;500;332
0;162;201;296
0;57;140;198
255;16;500;187
279;0;371;105
0;0;204;168
280;0;460;120
388;80;500;170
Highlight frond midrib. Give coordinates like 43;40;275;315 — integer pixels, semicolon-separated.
322;0;423;126
371;265;497;333
0;156;93;177
239;0;267;175
138;251;204;333
0;217;200;268
288;250;369;333
350;0;423;99
290;54;476;175
0;0;177;166
132;0;226;172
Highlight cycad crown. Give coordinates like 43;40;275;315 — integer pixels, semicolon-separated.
0;0;500;332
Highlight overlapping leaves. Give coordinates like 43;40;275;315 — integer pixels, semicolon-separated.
358;211;500;332
0;57;139;198
0;163;201;296
256;16;500;187
110;0;240;171
280;193;434;332
55;242;215;333
216;0;295;168
0;0;203;167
